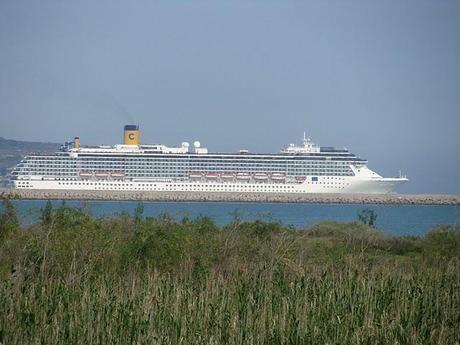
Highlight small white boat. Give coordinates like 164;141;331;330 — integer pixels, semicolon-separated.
206;172;219;179
79;171;93;177
236;173;251;180
189;172;203;178
253;173;268;180
95;171;109;178
110;171;125;178
221;174;235;179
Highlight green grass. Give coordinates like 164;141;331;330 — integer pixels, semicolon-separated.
0;201;459;344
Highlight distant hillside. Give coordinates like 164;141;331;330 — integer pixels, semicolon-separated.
0;137;60;152
0;137;60;176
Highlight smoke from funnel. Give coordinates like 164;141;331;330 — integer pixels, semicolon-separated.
75;90;136;124
109;99;136;124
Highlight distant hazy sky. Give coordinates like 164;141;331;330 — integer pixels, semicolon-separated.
0;0;459;193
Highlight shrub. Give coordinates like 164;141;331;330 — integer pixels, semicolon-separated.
123;217;190;270
357;208;377;227
39;200;53;226
0;199;19;244
424;225;460;259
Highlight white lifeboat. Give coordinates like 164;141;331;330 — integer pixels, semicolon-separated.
295;176;306;182
236;173;251;180
206;172;219;179
221;173;235;179
79;171;93;177
189;172;203;179
95;171;109;178
271;173;286;181
253;173;268;180
111;171;125;178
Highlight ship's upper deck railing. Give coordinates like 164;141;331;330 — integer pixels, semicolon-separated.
56;133;357;158
320;147;349;153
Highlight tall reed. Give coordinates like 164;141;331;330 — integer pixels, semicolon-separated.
0;202;458;344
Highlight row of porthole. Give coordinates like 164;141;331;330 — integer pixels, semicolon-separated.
19;181;347;188
17;185;343;191
165;184;294;189
91;186;297;190
58;182;142;187
307;182;349;185
19;182;351;189
17;185;345;191
57;181;296;189
82;183;296;191
93;187;303;193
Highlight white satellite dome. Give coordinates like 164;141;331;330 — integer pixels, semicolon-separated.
181;142;190;148
193;141;201;148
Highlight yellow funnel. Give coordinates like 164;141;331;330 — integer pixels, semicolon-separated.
74;137;81;149
123;125;139;145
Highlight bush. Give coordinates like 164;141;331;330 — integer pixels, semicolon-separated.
357;208;377;227
0;199;19;245
424;225;460;259
230;219;284;239
21;204;120;276
124;217;190;270
39;200;53;226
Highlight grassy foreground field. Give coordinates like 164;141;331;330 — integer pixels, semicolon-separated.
0;201;459;344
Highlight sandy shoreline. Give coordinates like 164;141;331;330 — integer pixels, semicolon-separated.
1;188;459;205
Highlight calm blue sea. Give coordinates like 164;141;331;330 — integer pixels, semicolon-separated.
9;200;460;236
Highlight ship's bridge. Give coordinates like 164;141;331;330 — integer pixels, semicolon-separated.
281;133;320;154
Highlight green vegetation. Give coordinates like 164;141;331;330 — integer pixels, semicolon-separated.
357;208;377;228
0;201;459;344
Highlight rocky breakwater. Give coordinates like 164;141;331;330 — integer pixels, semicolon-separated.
1;188;460;205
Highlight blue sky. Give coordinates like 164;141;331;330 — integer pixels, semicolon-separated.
0;0;459;193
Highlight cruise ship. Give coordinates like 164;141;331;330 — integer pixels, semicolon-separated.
11;125;408;194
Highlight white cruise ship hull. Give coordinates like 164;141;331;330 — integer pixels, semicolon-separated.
13;176;407;194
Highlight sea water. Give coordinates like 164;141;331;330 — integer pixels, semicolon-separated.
9;200;460;236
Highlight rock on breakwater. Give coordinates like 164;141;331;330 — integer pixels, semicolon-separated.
1;188;459;205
